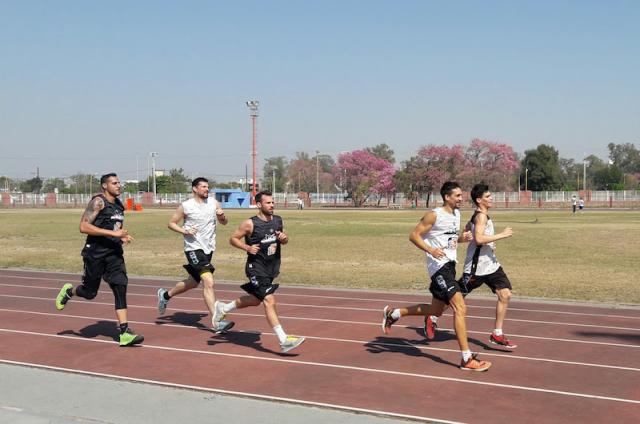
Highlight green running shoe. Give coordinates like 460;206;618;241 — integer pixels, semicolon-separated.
119;328;144;347
55;283;73;310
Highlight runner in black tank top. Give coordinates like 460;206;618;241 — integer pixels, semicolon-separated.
244;214;283;279
54;173;143;347
214;191;305;353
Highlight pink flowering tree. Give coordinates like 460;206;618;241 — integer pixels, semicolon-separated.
460;139;519;191
403;144;465;205
333;150;396;207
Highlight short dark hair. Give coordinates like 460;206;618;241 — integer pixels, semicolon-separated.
255;190;272;204
470;183;490;207
100;173;117;185
191;177;209;188
440;181;461;200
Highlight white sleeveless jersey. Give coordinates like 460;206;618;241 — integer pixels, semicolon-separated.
424;207;461;277
463;212;500;276
182;197;219;254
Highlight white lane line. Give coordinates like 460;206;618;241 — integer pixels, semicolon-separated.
1;307;639;372
0;359;463;424
2;291;639;334
3;274;639;320
1;328;639;405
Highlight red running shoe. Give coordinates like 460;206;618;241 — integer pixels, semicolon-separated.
490;333;518;349
460;353;492;372
423;316;437;340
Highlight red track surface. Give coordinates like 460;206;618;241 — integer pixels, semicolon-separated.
1;269;639;423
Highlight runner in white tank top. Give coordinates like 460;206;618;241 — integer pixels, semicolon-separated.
157;177;234;333
381;182;492;372
463;210;500;276
182;196;219;254
424;207;461;277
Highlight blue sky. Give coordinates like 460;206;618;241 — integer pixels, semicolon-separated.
1;1;638;181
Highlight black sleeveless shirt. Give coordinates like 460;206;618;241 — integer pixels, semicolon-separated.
244;215;283;278
81;194;125;259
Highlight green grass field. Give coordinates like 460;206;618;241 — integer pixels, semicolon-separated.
1;208;638;305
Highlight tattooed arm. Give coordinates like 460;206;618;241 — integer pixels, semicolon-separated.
79;196;128;238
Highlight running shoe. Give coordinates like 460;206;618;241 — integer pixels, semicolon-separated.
212;319;235;334
489;333;518;349
423;315;438;340
280;335;305;353
460;353;492;372
119;328;144;346
55;283;73;310
212;300;226;327
157;288;169;315
382;305;398;334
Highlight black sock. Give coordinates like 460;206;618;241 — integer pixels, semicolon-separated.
119;323;129;334
65;287;73;298
163;291;171;300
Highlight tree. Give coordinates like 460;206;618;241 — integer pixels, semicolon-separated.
287;152;316;193
593;165;623;190
608;142;640;174
333;150;396;207
365;143;395;164
520;145;563;191
67;173;100;194
402;144;464;205
0;176;16;191
460;139;519;191
19;177;43;193
262;156;288;192
42;178;67;193
559;158;581;190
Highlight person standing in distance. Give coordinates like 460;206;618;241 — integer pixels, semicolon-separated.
215;191;305;353
55;173;143;347
157;177;233;333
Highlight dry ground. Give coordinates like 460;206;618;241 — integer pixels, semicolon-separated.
1;208;638;305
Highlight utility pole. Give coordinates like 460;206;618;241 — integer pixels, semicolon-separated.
245;100;259;204
150;152;159;201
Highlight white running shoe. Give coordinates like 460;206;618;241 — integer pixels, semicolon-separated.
280;336;305;353
212;319;235;334
157;288;169;315
212;300;226;327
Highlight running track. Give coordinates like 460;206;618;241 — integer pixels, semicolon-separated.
0;269;639;424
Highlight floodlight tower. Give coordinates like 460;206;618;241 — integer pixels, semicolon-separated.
245;100;259;203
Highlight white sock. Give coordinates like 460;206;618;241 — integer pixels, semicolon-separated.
274;325;287;344
222;301;237;313
493;328;503;336
430;315;438;323
391;309;402;320
462;350;473;362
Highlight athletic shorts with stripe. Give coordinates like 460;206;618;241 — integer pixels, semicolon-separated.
459;266;512;295
429;261;461;304
183;249;215;283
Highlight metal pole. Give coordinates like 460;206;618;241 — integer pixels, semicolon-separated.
246;101;259;204
252;115;257;200
316;150;320;196
273;169;276;193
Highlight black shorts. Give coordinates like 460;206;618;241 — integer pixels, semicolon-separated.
81;254;128;292
459;267;512;295
183;250;215;283
429;262;460;305
240;275;279;301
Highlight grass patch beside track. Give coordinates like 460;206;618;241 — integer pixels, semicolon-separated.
1;208;638;305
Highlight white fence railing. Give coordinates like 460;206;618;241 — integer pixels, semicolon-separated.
2;190;640;208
